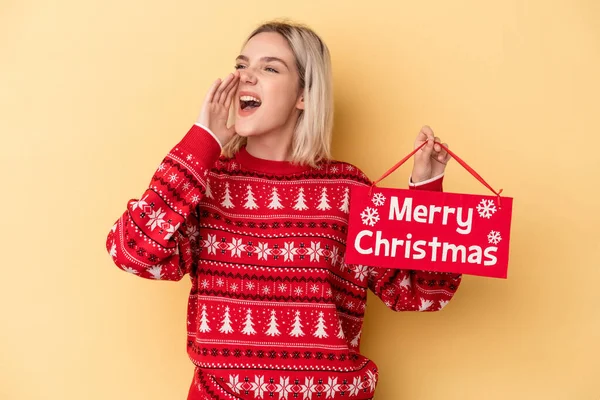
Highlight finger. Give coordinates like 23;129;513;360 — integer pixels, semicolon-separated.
420;125;434;141
440;143;451;163
214;73;234;104
416;126;434;152
421;125;433;137
220;73;239;105
433;136;442;153
204;78;222;107
224;75;240;109
218;73;238;104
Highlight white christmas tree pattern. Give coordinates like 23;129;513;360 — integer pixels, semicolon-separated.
360;207;380;226
289;310;305;337
221;182;235;209
199;304;211;333
316;187;331;211
339;187;350;214
293;187;309;211
487;230;502;245
241;308;256;335
336;319;345;339
243;185;259;210
477;199;497;219
419;298;434;311
267;187;284;210
219;306;234;334
265;310;281;336
398;275;411;289
147;265;163;280
372;192;386;207
205;178;213;199
350;329;361;347
313;312;329;339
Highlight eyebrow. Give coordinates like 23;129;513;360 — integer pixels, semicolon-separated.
236;55;289;70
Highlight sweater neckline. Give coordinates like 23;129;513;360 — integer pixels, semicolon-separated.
236;146;312;175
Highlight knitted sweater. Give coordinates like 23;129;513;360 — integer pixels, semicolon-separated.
106;123;462;400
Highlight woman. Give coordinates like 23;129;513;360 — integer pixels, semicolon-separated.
106;20;461;400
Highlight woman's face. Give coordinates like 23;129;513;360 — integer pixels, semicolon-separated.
234;32;304;138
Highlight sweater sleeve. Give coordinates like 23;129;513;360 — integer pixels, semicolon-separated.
367;173;463;311
105;123;222;281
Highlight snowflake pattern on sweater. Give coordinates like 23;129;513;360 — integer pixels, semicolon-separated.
106;124;462;400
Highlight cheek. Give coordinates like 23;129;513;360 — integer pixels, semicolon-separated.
266;84;299;113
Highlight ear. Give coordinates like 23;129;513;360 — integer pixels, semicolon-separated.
295;94;305;111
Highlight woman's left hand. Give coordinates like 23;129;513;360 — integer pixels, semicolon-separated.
411;125;451;183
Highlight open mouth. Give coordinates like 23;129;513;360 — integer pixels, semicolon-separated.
240;95;262;110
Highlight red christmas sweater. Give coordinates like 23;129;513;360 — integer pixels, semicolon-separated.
106;123;462;400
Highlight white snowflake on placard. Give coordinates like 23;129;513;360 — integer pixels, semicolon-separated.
216;278;224;287
186;154;193;161
168;172;178;183
278;283;287;292
246;281;255;291
310;284;319;294
372;192;386;207
487;230;502;245
190;194;200;204
182;182;191;191
157;163;166;172
477;199;497;219
201;279;209;289
345;164;355;172
230;283;239;292
294;287;304;296
262;286;270;295
330;165;339;174
360;207;380;226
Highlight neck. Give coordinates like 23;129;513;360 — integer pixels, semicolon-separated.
245;111;300;161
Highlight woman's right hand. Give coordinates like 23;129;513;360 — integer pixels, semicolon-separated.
195;71;240;146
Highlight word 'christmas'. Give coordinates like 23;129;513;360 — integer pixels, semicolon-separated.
354;231;497;266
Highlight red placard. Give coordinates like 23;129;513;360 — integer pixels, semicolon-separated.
344;141;513;279
345;186;513;278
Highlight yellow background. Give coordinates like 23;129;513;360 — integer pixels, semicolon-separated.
2;0;599;399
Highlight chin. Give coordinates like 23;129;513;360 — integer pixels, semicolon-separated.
234;123;263;138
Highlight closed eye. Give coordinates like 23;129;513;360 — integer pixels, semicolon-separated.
265;67;279;73
234;64;246;70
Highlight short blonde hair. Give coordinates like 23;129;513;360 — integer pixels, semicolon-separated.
222;20;334;167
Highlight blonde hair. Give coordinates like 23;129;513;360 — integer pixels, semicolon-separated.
222;20;334;168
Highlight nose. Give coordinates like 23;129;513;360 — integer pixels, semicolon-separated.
239;67;257;85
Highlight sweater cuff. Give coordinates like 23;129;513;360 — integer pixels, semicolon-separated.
194;122;223;150
171;124;222;176
409;173;444;192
